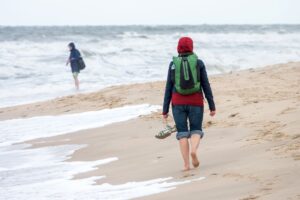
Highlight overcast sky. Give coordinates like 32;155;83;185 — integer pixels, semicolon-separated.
1;0;299;26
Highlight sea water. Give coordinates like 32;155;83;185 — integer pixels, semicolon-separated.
0;143;205;200
0;25;300;107
0;104;161;146
0;104;206;199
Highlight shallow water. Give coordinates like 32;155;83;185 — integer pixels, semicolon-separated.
0;143;205;200
0;104;161;146
0;104;206;199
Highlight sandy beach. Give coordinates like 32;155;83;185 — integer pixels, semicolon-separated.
1;62;299;199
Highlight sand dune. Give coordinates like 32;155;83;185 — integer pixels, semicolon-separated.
1;62;299;199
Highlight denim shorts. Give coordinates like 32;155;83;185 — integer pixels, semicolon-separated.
172;105;204;140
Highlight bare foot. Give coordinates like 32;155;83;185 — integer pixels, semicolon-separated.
182;164;190;172
191;152;200;168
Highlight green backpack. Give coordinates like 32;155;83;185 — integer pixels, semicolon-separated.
172;53;201;95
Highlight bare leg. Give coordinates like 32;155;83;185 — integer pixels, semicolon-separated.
73;75;79;90
190;134;201;168
179;138;190;171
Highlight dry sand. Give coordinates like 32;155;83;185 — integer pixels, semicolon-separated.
1;62;300;199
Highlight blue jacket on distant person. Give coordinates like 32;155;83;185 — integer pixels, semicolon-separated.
68;42;81;73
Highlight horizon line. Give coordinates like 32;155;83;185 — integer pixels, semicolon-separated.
1;23;300;27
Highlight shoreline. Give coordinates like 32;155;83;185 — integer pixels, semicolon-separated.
0;61;298;121
1;62;300;199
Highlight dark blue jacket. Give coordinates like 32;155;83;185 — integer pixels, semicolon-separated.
69;43;81;73
162;59;215;114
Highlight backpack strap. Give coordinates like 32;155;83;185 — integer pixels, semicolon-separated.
197;60;201;82
170;59;177;84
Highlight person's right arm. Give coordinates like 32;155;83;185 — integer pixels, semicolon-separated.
162;62;174;118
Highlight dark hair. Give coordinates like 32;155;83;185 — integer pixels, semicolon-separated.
68;42;75;49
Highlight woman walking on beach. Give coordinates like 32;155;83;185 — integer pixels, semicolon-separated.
66;42;82;90
162;37;216;171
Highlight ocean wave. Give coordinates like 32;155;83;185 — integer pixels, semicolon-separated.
0;25;300;107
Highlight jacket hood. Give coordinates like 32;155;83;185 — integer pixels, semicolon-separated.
177;37;193;54
68;42;75;50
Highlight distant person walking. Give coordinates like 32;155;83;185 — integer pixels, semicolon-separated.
162;37;216;171
66;42;84;90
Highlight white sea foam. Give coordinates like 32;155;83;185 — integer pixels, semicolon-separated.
0;102;204;200
0;104;161;146
0;143;205;200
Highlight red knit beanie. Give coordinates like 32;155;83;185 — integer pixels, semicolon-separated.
177;37;193;54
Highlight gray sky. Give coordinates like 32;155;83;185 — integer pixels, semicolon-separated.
1;0;299;25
